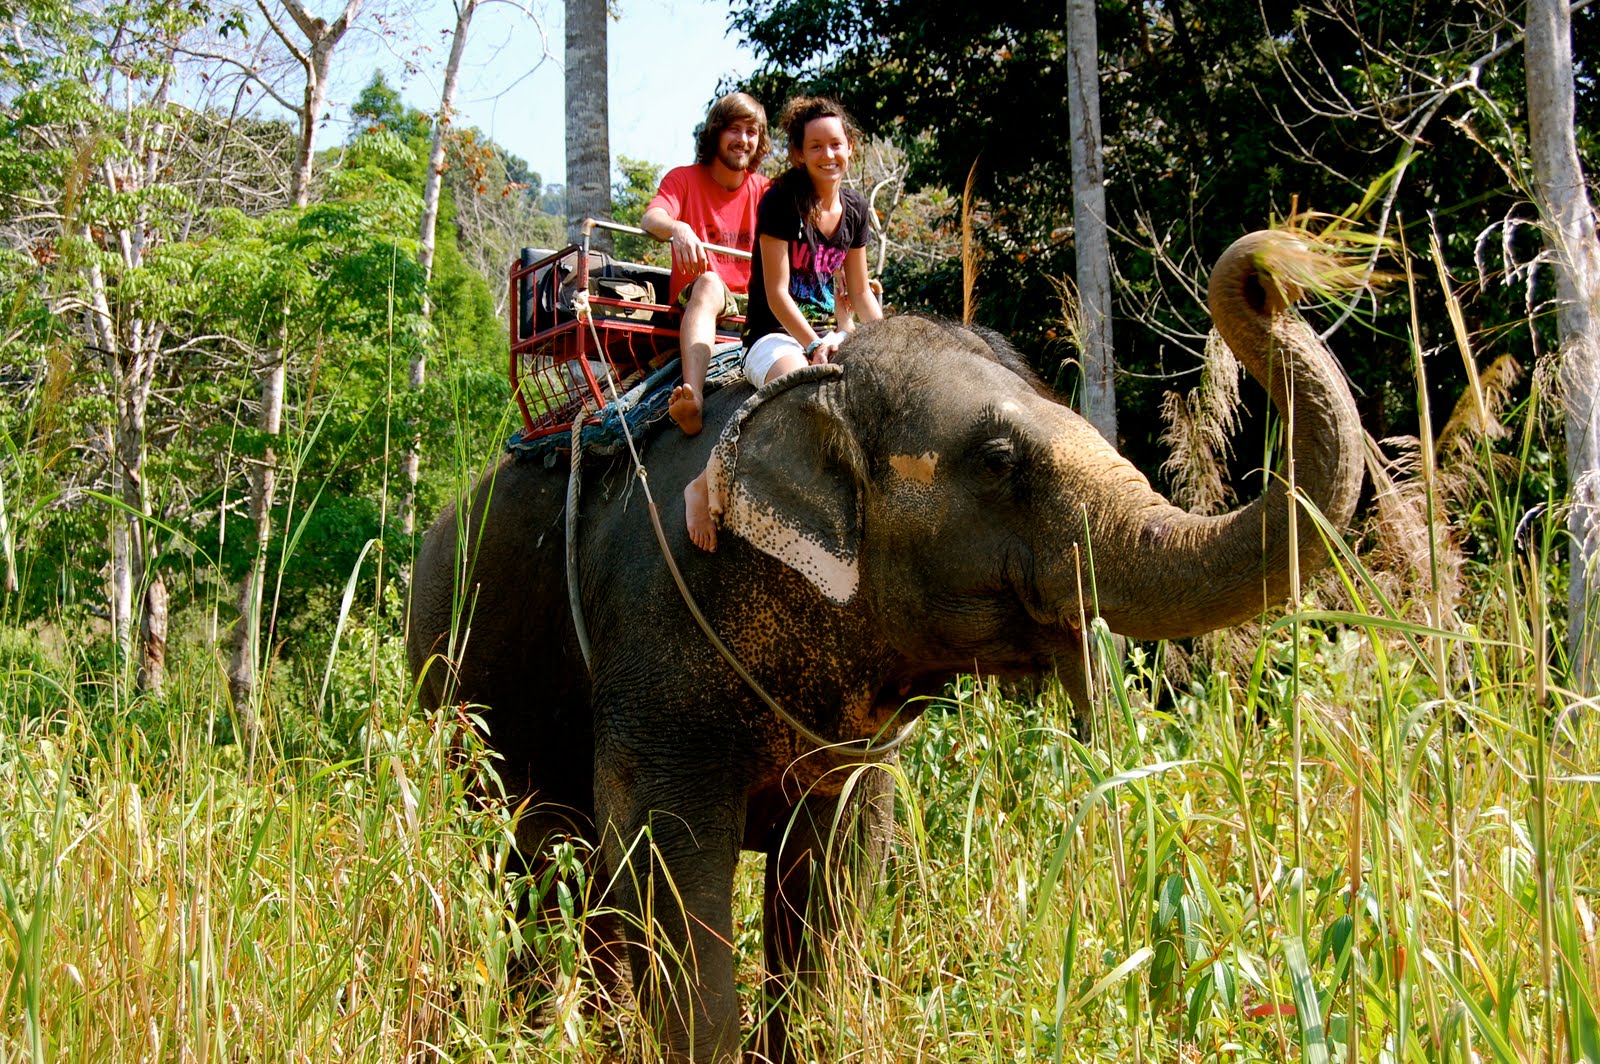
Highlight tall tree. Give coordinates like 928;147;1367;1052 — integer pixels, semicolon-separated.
405;0;481;540
1066;0;1114;443
227;0;364;731
1;0;220;693
563;0;612;251
1526;0;1600;688
263;0;366;208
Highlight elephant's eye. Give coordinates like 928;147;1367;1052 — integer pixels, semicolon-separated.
977;436;1017;478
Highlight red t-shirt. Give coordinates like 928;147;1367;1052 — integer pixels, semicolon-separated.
646;165;769;302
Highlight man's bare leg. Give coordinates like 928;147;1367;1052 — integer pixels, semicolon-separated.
684;471;717;552
669;274;729;435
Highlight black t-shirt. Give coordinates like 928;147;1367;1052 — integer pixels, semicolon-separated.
742;175;871;346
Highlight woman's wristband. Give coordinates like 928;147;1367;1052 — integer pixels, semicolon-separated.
805;330;846;357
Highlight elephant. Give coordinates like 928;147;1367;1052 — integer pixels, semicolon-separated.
406;229;1365;1062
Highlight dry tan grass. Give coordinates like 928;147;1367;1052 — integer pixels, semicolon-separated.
1159;333;1244;515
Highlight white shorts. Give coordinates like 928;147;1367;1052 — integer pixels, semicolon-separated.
742;330;847;389
743;332;804;389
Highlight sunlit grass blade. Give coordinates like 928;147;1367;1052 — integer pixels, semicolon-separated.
1280;932;1329;1064
1421;948;1521;1064
317;537;378;718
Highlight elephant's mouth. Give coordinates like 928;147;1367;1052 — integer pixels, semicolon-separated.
873;672;950;716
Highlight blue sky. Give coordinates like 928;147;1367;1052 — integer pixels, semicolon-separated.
355;0;760;189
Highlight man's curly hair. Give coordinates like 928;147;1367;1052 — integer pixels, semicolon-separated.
694;93;772;167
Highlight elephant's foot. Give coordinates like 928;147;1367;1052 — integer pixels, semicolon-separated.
669;383;704;435
685;473;718;552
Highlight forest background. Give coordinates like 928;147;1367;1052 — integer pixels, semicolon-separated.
3;0;1600;1061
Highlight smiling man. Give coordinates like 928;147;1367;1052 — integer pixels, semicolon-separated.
641;93;772;435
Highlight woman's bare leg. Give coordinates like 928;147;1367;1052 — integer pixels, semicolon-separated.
683;349;810;552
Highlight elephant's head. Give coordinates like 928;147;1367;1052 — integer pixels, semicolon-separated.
702;230;1364;693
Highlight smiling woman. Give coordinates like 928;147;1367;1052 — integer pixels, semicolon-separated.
737;95;879;377
681;95;886;551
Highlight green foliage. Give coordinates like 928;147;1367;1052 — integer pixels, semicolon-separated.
731;0;1597;472
611;154;668;266
352;69;431;144
0;3;543;708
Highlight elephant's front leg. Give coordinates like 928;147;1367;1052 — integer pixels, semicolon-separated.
595;747;747;1063
758;766;896;1063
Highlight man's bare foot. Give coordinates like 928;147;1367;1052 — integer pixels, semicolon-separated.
684;473;717;552
669;384;703;435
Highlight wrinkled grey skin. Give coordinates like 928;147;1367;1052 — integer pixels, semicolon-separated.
407;231;1364;1062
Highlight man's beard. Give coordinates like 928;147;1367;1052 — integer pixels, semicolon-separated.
717;146;753;172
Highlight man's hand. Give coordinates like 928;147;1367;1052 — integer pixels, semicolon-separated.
668;221;709;277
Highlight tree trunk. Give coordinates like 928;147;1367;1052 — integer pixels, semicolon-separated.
228;341;285;736
140;574;168;697
405;0;480;539
564;0;612;251
230;0;362;730
274;0;364;209
0;464;16;595
1526;0;1600;690
114;329;155;655
1066;0;1116;444
85;156;163;683
80;229;136;653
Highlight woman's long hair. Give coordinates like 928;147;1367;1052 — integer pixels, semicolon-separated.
775;95;861;229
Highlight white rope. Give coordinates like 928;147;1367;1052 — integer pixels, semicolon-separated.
563;305;917;760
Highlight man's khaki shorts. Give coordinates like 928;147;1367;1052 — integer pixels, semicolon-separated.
677;274;747;320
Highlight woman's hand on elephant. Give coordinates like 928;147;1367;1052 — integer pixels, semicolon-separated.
809;329;847;365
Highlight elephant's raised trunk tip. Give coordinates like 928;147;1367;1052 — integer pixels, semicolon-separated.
1083;227;1369;641
1210;228;1378;321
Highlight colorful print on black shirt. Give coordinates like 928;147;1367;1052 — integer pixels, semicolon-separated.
742;176;871;347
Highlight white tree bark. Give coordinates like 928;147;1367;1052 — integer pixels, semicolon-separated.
1526;0;1600;690
564;0;612;251
419;0;478;298
404;0;480;538
84;254;136;654
264;0;365;209
82;58;173;687
229;0;363;728
140;576;168;697
1066;0;1116;444
227;334;285;731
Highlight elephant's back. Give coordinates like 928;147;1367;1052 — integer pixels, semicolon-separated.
408;454;582;715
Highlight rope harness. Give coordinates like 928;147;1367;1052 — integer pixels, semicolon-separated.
563;293;917;761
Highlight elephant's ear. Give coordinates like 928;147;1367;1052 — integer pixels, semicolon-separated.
706;364;863;605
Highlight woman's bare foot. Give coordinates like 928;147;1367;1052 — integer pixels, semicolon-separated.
668;384;703;435
684;473;717;551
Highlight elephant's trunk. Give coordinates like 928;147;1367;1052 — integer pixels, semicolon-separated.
1061;230;1364;641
